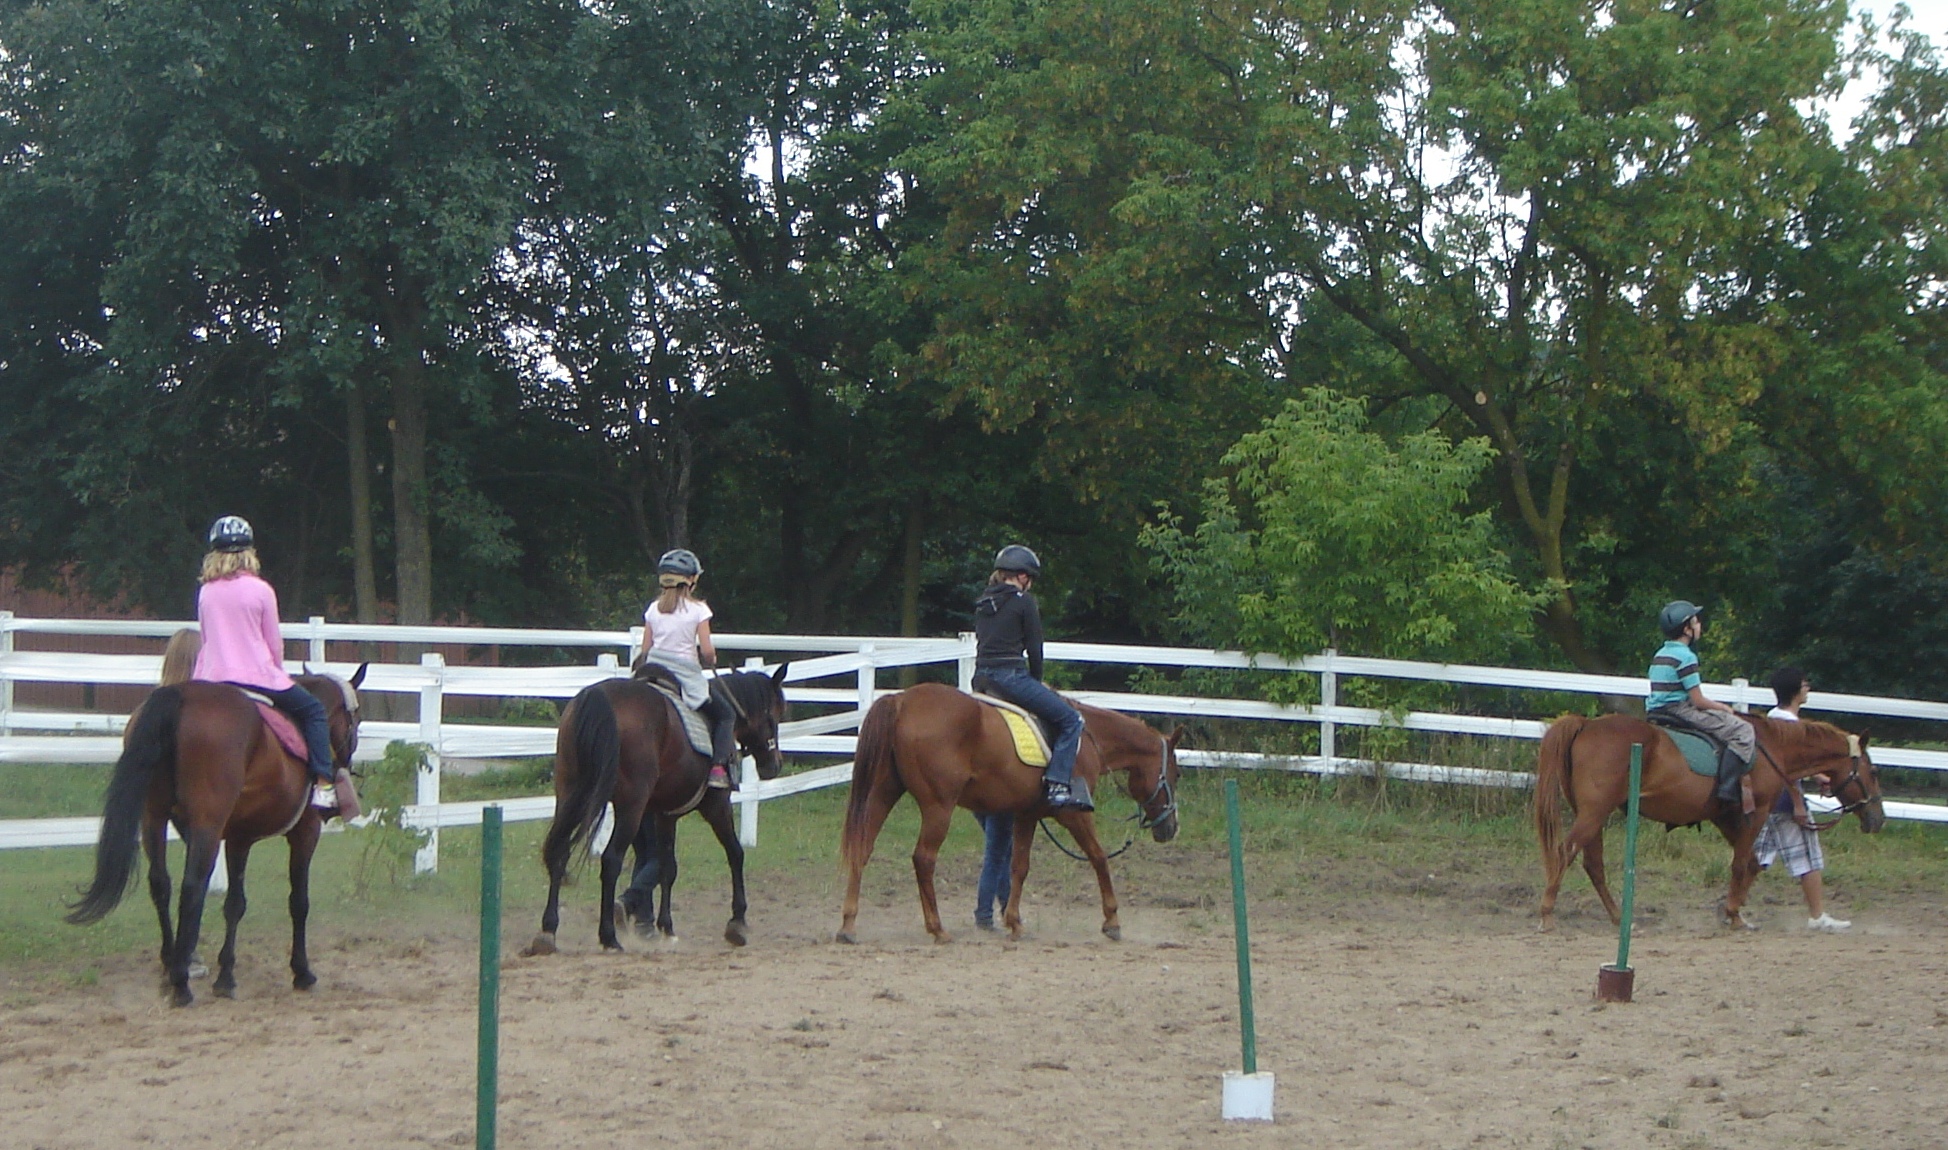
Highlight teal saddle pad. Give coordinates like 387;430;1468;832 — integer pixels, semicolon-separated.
1660;727;1722;778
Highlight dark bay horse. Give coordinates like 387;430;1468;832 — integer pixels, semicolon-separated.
1534;713;1886;930
837;683;1182;944
525;665;788;955
67;634;365;1006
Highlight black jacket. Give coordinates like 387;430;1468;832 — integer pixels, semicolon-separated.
973;582;1044;678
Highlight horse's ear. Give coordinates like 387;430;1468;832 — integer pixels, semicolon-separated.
771;662;790;688
1167;724;1186;747
1859;728;1871;748
350;663;368;689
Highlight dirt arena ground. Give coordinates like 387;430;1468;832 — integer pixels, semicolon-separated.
3;860;1945;1150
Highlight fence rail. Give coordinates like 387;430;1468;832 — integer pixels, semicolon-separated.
4;612;1945;868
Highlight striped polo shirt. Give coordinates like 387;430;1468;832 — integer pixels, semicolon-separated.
1647;639;1701;709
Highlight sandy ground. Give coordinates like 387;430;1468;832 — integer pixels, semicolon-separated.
2;858;1944;1150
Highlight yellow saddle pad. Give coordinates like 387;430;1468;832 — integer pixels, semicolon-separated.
971;693;1051;767
998;709;1050;768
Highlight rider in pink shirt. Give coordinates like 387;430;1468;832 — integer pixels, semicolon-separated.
193;516;337;809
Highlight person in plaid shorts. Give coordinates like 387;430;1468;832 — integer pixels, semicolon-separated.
1758;666;1850;932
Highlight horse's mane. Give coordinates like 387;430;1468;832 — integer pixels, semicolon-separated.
720;667;783;717
1074;700;1156;747
1752;713;1849;750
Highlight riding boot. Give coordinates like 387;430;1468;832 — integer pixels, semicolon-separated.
702;695;736;788
1713;746;1746;825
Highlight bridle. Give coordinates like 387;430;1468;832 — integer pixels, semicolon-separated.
714;669;783;766
1038;729;1178;861
1760;732;1875;833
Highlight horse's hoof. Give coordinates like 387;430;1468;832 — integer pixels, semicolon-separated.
932;931;954;945
187;956;209;980
292;970;318;991
213;982;236;999
1102;925;1122;942
724;920;748;947
170;987;194;1008
602;939;626;953
523;933;558;957
632;918;657;939
835;930;857;945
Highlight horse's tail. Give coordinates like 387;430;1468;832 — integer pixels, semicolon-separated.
842;694;904;872
68;686;182;925
1533;714;1588;881
541;683;621;878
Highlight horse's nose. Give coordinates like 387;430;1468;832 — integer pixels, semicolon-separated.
1153;816;1179;843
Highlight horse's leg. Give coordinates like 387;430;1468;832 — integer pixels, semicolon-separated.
837;789;901;945
1003;814;1037;940
287;815;322;989
211;838;253;998
653;813;680;939
597;803;644;952
700;797;749;946
1720;826;1763;930
167;827;221;1007
910;801;956;943
621;819;660;935
143;819;175;974
1058;813;1123;941
1581;827;1623;927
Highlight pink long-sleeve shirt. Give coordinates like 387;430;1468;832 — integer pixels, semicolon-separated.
192;572;294;691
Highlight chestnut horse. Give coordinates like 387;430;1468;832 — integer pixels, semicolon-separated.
525;665;788;955
67;629;366;1006
1534;713;1886;930
837;683;1182;944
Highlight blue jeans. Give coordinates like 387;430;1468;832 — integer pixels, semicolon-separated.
975;666;1083;788
974;812;1014;925
260;683;334;781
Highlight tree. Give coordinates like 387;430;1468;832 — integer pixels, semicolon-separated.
1143;389;1544;666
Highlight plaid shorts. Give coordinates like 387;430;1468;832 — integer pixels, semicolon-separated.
1755;811;1824;878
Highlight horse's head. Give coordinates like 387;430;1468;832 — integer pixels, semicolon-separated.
1824;729;1886;834
1137;724;1185;843
726;663;790;781
301;664;368;773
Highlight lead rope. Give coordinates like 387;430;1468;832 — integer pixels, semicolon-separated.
1037;729;1175;862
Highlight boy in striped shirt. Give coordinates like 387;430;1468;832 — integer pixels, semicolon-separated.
1648;600;1754;822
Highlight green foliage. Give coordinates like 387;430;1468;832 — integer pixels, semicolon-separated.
1144;390;1546;667
352;742;432;896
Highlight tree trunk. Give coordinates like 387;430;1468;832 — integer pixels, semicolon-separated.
898;494;925;687
346;381;381;624
389;351;433;626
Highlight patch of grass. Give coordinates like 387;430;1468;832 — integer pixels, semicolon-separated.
0;763;112;819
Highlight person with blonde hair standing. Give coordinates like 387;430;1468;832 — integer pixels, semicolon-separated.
191;516;337;810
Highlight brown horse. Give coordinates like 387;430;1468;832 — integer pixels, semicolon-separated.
837;683;1183;944
525;664;789;955
1534;713;1886;930
67;631;366;1006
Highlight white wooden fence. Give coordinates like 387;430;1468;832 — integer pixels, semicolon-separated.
3;612;1945;873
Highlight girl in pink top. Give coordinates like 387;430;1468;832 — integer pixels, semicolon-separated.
193;516;337;809
641;548;734;786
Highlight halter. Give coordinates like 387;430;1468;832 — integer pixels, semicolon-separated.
1759;731;1874;833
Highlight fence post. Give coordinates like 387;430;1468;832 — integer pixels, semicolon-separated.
957;632;976;692
740;656;765;848
415;652;446;875
0;611;13;738
1318;647;1337;766
308;616;328;669
857;643;877;722
1731;677;1750;714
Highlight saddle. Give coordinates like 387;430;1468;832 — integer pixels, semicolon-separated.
968;691;1052;768
1645;710;1736;779
631;663;716;759
237;689;311;764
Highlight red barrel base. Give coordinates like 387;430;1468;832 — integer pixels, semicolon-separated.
1595;964;1635;1003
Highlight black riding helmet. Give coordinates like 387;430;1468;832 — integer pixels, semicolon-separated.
208;515;254;553
1659;600;1702;638
993;544;1041;578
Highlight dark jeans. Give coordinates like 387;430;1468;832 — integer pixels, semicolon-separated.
974;666;1083;788
974;812;1014;925
259;683;333;781
700;692;736;768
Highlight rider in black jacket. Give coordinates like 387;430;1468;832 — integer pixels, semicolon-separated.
971;545;1090;811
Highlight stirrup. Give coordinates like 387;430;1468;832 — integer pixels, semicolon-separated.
310;781;339;811
1043;780;1093;813
708;764;732;790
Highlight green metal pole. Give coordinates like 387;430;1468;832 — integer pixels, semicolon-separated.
1615;744;1642;972
1224;779;1257;1075
477;806;503;1150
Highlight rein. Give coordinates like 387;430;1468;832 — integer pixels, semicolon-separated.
1037;729;1177;862
1757;732;1872;833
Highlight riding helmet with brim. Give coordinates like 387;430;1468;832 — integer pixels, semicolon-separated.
994;544;1041;578
208;515;254;553
1659;600;1702;638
